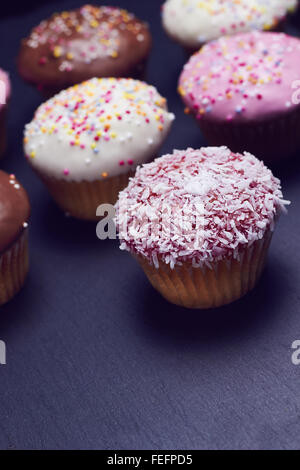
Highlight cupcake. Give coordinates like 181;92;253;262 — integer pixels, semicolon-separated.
18;5;152;97
116;147;288;309
179;31;300;162
0;69;11;158
24;77;175;220
162;0;297;54
0;172;30;306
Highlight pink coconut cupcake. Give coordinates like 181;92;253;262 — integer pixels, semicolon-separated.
179;32;300;162
0;69;11;158
116;147;288;309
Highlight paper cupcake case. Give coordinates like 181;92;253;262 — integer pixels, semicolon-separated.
0;229;29;306
136;230;273;309
37;171;135;221
197;108;300;163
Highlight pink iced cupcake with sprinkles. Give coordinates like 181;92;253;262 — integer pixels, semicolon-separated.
24;77;174;220
116;146;288;309
179;31;300;162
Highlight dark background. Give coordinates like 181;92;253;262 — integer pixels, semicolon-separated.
0;0;300;450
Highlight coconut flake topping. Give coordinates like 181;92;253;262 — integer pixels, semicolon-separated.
116;147;288;269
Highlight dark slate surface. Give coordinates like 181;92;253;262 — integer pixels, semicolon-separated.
0;0;300;450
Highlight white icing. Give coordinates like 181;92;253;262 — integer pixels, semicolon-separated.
24;78;175;182
162;0;297;48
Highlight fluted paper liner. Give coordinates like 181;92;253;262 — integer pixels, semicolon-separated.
136;231;273;309
37;171;134;221
0;229;29;306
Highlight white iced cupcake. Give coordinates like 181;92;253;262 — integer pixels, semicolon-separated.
24;77;175;220
162;0;297;52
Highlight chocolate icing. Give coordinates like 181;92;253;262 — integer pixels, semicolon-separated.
0;171;30;253
18;5;152;94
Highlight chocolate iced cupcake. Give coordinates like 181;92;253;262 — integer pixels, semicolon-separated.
0;172;30;305
18;5;152;97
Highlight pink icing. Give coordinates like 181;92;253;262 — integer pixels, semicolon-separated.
116;147;288;269
179;32;300;123
0;69;11;108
